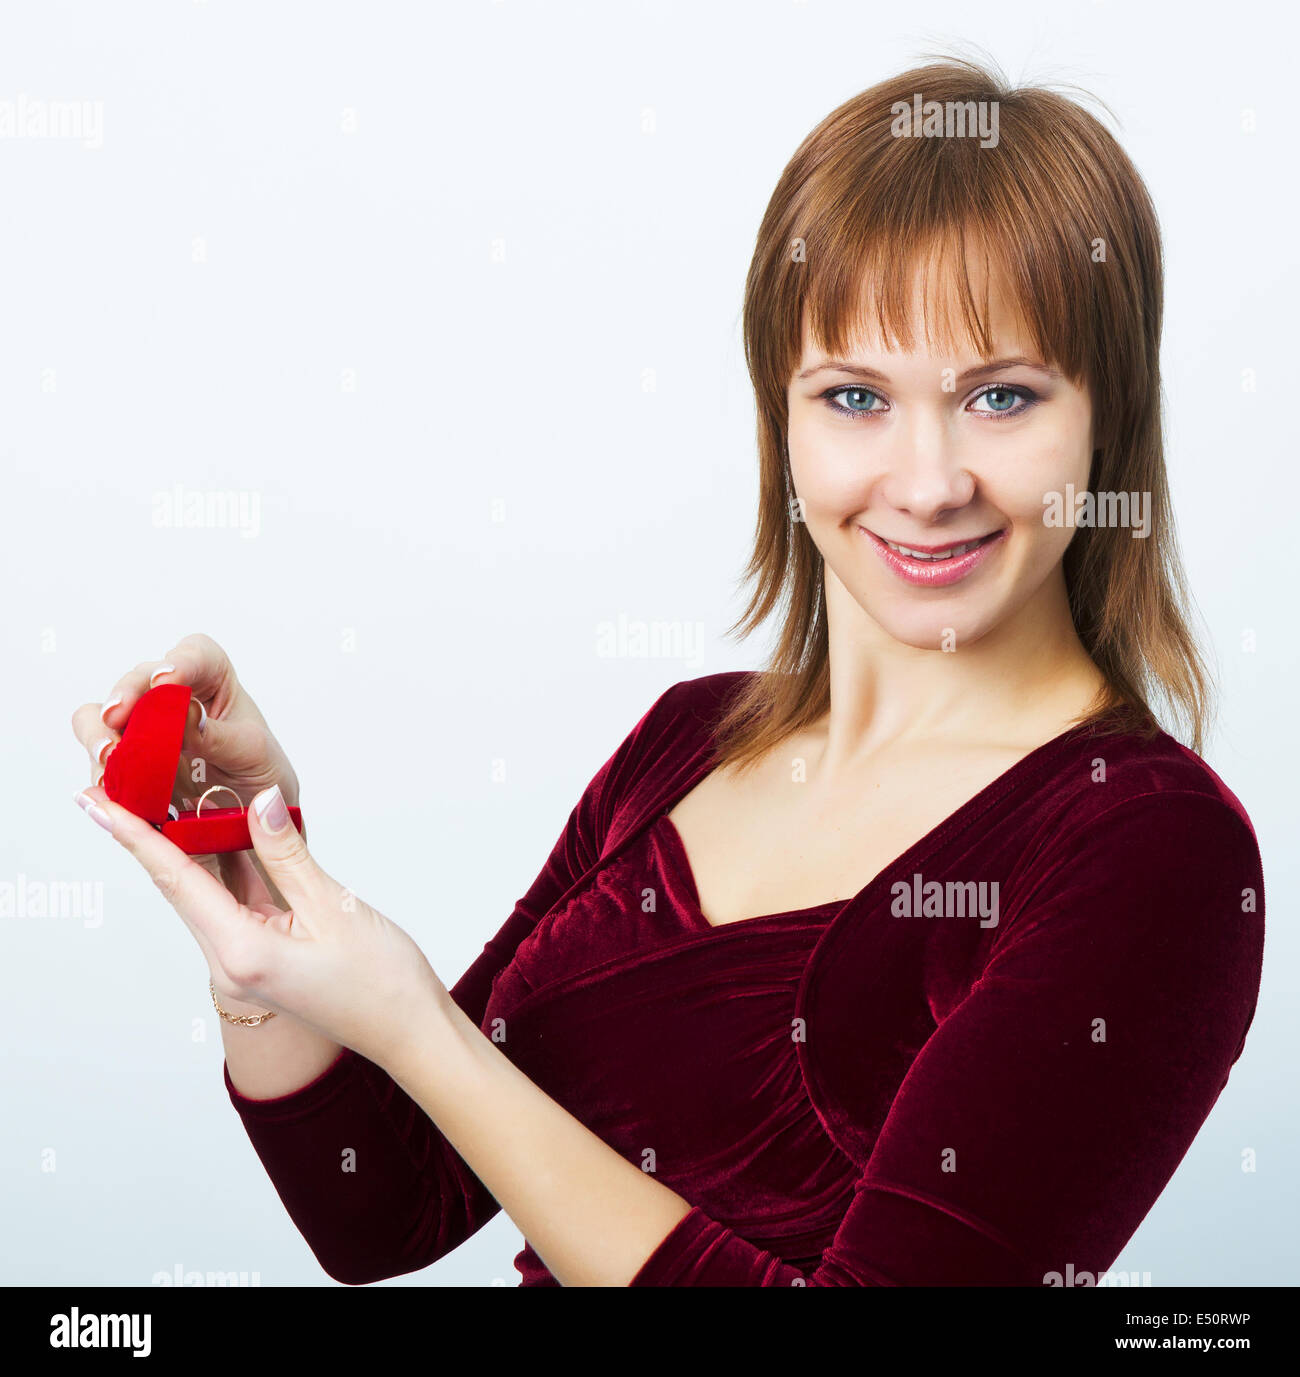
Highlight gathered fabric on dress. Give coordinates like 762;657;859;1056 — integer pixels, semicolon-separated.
484;814;855;1286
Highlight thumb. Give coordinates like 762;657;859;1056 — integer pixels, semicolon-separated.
247;784;326;909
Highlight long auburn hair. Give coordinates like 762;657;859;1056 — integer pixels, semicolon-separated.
712;54;1214;773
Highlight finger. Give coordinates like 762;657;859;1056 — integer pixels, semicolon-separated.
161;634;274;770
70;702;120;783
217;847;275;911
181;854;276;970
247;784;330;912
177;698;257;772
193;851;224;885
184;695;208;741
73;784;272;987
155;632;241;718
98;658;186;730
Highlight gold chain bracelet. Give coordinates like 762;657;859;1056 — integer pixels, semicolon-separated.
210;978;277;1027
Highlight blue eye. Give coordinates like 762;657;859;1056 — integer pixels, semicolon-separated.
969;385;1037;418
818;382;1039;422
821;385;886;418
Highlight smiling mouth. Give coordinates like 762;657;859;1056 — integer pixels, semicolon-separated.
873;531;1003;561
856;524;1008;587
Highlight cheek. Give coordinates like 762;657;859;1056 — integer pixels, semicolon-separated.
787;425;873;517
990;447;1089;573
1014;514;1076;581
991;422;1092;516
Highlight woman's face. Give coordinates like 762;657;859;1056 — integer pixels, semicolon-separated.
786;281;1094;652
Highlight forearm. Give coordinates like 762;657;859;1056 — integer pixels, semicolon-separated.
385;989;694;1287
223;1016;505;1287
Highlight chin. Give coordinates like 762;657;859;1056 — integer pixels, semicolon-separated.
867;602;1003;651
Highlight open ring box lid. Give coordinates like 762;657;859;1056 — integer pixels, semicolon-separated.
102;682;303;855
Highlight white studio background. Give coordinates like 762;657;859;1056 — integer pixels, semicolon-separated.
1;0;1295;1287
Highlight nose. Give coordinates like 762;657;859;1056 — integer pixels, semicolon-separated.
877;414;977;522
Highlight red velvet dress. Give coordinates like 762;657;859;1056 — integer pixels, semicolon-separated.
224;671;1266;1286
485;813;851;1284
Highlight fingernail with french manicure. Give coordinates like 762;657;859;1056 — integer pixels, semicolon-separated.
74;790;114;833
148;664;176;685
253;785;289;832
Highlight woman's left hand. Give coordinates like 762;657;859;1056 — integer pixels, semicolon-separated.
72;781;447;1071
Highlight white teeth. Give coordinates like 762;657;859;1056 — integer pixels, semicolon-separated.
885;537;984;561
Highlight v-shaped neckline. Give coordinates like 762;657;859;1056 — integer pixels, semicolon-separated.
655;813;848;931
650;713;1107;932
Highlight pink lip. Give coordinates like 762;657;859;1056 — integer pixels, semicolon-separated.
858;526;1007;587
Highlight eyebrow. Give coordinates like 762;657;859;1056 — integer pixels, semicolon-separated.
798;356;1062;384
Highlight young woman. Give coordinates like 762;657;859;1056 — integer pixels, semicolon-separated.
71;57;1265;1286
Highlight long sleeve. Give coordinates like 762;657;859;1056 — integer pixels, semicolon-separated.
629;790;1266;1286
224;681;683;1285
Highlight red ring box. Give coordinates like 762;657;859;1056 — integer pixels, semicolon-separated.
101;682;303;855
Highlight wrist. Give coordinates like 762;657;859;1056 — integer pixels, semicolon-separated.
380;975;461;1087
209;979;276;1022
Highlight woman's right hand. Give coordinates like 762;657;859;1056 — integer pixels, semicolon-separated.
71;632;303;1002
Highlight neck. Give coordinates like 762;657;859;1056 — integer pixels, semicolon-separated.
817;564;1107;771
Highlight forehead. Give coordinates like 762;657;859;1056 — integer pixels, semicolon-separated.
799;247;1037;366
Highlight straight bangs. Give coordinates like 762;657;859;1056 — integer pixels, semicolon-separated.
803;217;1090;400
